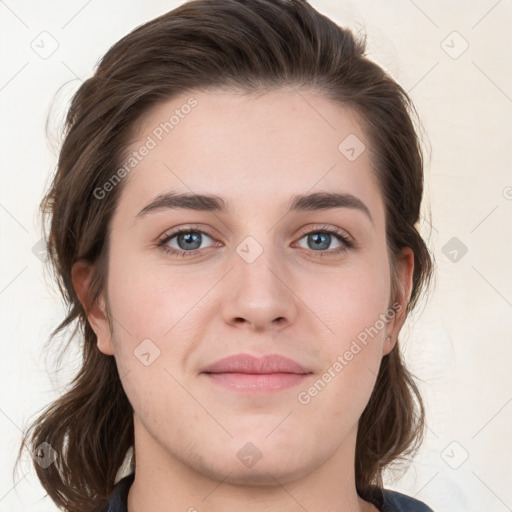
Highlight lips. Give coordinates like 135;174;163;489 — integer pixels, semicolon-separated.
200;353;309;374
200;353;312;393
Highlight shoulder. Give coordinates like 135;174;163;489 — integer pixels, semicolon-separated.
382;488;435;512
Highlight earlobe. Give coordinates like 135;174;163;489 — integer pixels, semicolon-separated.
382;334;397;355
71;260;115;356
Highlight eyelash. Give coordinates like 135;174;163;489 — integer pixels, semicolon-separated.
156;224;353;259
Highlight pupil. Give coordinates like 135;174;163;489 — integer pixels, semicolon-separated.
310;233;329;250
179;232;201;250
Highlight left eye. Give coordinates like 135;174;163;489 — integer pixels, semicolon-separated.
295;230;351;252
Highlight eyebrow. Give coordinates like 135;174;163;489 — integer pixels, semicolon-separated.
136;191;373;223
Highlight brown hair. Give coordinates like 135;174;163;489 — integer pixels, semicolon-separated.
17;0;434;510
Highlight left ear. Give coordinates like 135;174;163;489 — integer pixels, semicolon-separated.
382;247;414;356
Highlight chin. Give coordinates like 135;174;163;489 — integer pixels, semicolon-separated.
204;457;312;487
188;440;319;488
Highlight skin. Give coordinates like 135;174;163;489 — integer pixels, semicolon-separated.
72;87;414;512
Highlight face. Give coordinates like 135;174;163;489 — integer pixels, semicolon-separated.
74;87;413;486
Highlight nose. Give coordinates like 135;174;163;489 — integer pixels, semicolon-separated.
220;242;299;332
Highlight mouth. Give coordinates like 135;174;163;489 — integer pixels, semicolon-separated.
200;353;313;393
203;372;311;392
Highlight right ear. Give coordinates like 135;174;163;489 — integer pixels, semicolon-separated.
71;259;115;356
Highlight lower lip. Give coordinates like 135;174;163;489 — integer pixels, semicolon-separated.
204;372;310;392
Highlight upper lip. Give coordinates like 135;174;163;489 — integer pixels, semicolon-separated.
201;354;310;374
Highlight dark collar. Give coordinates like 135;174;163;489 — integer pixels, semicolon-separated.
108;473;433;512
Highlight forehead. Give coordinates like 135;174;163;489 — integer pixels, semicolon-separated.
115;87;384;226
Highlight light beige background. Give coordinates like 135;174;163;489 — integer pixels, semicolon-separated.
1;1;511;511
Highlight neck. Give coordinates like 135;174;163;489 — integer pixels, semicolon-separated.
127;416;376;512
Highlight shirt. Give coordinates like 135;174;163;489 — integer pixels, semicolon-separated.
107;472;435;512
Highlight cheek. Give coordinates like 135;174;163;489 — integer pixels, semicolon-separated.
106;250;212;343
301;256;391;404
107;262;199;421
297;268;389;427
315;255;392;344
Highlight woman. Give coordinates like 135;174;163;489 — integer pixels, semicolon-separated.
19;0;435;511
